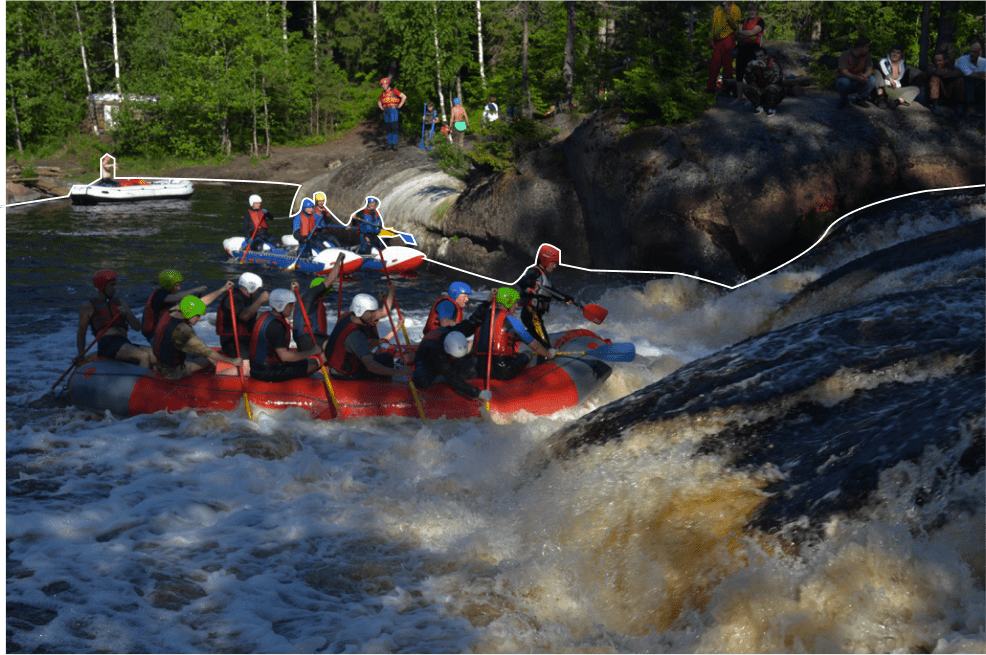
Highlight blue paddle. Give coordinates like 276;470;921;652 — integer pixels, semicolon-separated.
556;342;636;362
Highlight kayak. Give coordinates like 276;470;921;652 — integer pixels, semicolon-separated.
69;178;193;205
64;331;615;421
222;237;426;274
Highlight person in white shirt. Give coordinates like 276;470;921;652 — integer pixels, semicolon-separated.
955;41;986;117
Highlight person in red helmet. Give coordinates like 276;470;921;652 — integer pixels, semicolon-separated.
75;269;155;369
517;244;574;352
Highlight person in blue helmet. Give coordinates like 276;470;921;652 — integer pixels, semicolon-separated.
292;198;331;258
350;196;386;255
424;281;473;333
450;97;469;148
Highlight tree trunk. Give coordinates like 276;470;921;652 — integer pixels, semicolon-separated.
282;0;290;78
936;1;960;57
476;0;487;91
263;74;271;158
74;2;99;134
919;1;931;70
434;2;447;122
312;0;318;73
9;83;24;155
252;73;259;157
563;1;576;111
110;0;122;94
521;0;531;118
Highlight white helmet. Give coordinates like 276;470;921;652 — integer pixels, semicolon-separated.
443;331;469;358
269;288;295;313
238;272;263;294
350;293;379;318
248;194;262;206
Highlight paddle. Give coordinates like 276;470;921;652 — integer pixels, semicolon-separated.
378;248;427;425
228;289;253;419
351;216;417;247
48;312;122;393
577;302;608;325
485;294;495;412
419;103;427;149
293;286;343;419
555;342;636;362
284;229;321;272
240;221;261;264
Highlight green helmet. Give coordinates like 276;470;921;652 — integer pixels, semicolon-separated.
159;269;183;291
310;277;333;294
496;287;520;310
180;295;207;320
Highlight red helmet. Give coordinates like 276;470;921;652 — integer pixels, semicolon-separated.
537;245;561;267
93;269;117;291
380;77;390;85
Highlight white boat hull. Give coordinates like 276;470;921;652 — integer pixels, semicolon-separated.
69;178;194;205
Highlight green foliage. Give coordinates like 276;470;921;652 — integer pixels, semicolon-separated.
613;63;712;127
429;138;470;180
468;118;559;174
65;133;107;175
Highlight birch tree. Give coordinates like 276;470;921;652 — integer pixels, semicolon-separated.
111;0;122;94
74;2;98;133
476;0;487;92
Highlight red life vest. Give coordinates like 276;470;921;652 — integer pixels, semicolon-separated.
474;306;521;358
216;288;254;337
738;17;763;45
89;298;125;337
247;208;268;232
141;288;172;340
249;311;292;365
326;312;378;376
297;210;317;237
424;297;463;333
152;313;186;367
379;87;402;109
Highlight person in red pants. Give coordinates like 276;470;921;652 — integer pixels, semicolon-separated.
706;1;742;94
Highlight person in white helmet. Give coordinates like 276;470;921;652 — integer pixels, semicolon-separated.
243;194;275;251
325;284;413;379
412;320;490;402
216;272;269;358
249;284;322;382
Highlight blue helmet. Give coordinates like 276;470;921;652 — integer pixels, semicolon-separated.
366;196;380;204
302;198;315;211
453;97;461;105
448;282;471;299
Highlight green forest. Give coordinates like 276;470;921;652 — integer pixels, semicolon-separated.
6;1;983;170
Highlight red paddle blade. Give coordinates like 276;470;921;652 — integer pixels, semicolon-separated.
582;303;608;325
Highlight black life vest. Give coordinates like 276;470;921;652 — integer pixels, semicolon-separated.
152;313;186;367
216;289;254;338
293;293;328;343
249;311;292;366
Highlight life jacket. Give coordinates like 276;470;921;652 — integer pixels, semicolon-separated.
89;298;125;337
326;312;378;376
249;311;292;366
295;210;317;238
313;205;331;221
246;208;268;233
141;288;172;340
738;17;762;45
152;313;186;367
474;306;521;358
521;265;552;314
424;297;463;333
358;209;382;234
216;288;254;337
379;87;402;109
293;293;328;343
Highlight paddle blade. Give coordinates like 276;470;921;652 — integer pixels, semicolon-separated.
586;342;635;362
582;303;608;325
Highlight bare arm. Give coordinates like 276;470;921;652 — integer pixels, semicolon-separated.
200;281;234;306
118;299;142;332
75;303;94;359
360;354;409;377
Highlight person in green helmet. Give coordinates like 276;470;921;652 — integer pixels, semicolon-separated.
474;287;555;381
142;270;233;342
152;295;242;379
292;251;346;355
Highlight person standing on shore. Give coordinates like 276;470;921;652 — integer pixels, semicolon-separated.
706;1;742;94
378;77;407;151
450;98;469;148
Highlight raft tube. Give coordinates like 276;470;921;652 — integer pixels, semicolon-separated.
66;331;614;421
222;237;425;275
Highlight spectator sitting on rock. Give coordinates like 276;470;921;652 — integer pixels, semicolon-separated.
836;37;876;110
731;3;766;107
926;51;965;117
955;40;986;117
874;44;921;110
742;47;784;116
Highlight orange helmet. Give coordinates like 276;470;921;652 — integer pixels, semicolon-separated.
93;269;117;291
537;245;561;267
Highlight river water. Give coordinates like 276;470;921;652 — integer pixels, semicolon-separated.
5;184;985;653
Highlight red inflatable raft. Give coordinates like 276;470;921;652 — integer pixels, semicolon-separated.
65;331;614;421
